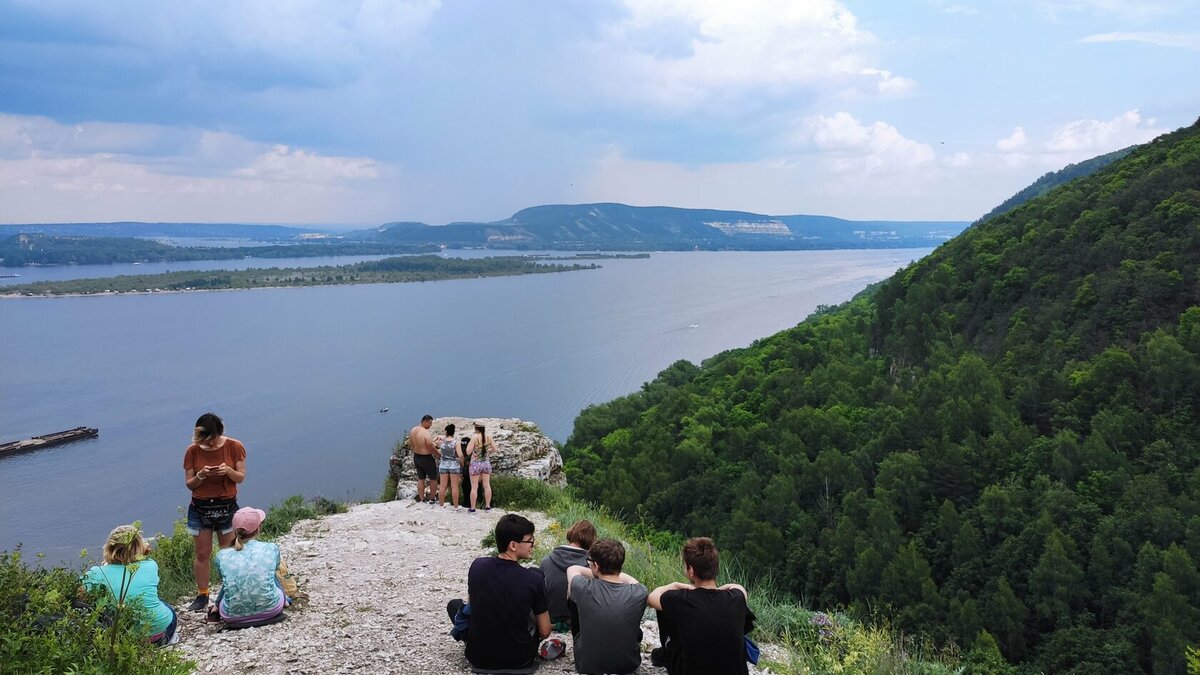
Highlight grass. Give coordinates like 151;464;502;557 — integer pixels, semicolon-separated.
485;476;963;675
0;549;193;674
150;494;348;604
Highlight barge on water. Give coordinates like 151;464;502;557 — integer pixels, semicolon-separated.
0;426;99;456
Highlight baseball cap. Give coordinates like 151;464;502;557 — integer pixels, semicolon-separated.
232;506;266;534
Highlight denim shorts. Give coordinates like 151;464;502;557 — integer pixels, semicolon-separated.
439;458;461;474
186;499;238;536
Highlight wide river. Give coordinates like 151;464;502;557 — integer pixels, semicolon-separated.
0;249;931;561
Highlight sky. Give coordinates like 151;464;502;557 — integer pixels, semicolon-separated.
1;0;1197;226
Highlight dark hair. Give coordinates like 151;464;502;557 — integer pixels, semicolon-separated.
421;414;434;423
566;520;597;549
445;423;456;435
194;412;224;443
495;513;535;553
588;538;625;576
682;537;719;581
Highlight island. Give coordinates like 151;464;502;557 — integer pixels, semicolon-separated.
0;255;599;297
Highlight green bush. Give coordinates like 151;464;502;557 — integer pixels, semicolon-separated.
0;549;192;674
487;475;562;511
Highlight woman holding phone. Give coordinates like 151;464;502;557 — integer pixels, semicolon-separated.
182;412;247;612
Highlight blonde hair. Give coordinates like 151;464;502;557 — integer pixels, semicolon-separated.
233;526;258;552
103;525;149;565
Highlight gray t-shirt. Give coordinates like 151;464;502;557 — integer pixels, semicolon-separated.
570;576;649;675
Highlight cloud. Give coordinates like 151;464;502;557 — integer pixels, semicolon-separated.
996;127;1028;152
233;145;379;183
793;112;936;173
579;0;914;110
1044;109;1161;153
1080;31;1200;50
1032;0;1179;20
0;114;396;223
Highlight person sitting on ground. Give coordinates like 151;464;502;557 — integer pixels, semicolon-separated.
409;414;439;504
209;507;286;627
538;519;596;631
565;538;648;675
647;537;753;675
466;421;497;512
82;523;178;646
437;423;465;509
446;513;563;673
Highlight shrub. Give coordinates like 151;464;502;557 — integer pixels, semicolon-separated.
0;549;192;674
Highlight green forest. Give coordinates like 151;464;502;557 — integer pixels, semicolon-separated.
1;255;597;296
0;234;436;266
563;120;1200;673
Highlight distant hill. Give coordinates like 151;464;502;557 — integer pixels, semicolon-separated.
562;120;1200;672
975;146;1136;224
0;222;326;240
352;203;968;250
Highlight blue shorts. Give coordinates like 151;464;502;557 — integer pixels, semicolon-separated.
186;499;238;536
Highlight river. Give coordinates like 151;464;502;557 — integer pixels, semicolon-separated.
0;248;931;561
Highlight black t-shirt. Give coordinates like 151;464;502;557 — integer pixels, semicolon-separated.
660;587;749;675
465;556;548;669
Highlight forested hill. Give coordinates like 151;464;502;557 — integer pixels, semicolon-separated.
975;145;1135;224
357;204;966;250
563;120;1200;673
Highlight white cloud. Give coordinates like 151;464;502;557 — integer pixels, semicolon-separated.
233;145;378;183
794;112;936;173
1045;109;1161;153
1080;31;1200;50
996;127;1028;152
1033;0;1179;20
582;0;913;110
0;114;396;223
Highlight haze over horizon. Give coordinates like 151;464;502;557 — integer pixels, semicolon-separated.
2;0;1198;226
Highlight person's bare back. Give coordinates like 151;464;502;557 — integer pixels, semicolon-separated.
409;423;436;455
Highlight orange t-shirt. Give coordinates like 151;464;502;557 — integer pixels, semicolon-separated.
183;438;246;500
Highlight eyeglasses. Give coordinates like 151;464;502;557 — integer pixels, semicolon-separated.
586;557;596;564
518;537;535;545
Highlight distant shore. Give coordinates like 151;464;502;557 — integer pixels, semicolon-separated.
0;255;601;298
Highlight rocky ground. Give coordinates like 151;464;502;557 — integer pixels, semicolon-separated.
176;499;779;674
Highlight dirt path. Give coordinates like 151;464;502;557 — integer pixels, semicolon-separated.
176;500;706;674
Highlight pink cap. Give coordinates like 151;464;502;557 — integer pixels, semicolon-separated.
232;507;266;534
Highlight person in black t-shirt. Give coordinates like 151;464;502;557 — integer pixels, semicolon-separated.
446;514;552;672
647;537;752;675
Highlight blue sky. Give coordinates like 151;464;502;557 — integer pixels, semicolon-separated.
1;0;1197;225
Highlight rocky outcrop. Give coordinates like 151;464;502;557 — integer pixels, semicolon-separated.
386;417;565;499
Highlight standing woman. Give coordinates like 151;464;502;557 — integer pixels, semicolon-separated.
182;412;246;611
436;423;465;509
466;420;496;513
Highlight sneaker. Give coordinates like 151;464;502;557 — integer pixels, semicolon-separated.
485;506;492;512
186;594;209;612
538;636;566;660
167;629;180;646
468;508;476;513
650;646;668;667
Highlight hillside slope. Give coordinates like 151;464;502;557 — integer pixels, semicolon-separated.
358;203;966;250
563;120;1200;673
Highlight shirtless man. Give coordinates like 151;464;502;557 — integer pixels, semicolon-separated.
409;414;438;503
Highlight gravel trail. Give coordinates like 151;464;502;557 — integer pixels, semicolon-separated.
175;500;701;675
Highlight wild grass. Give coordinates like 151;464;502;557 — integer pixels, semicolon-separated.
489;477;962;675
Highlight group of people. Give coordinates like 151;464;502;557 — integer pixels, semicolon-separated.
449;515;755;675
81;412;288;648
408;415;498;512
81;412;754;673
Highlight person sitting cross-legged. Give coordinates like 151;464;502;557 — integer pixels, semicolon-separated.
647;537;754;675
565;537;648;675
447;514;563;674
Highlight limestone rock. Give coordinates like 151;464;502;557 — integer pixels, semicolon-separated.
387;417;565;499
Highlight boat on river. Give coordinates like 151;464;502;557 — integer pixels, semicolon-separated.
0;427;99;456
